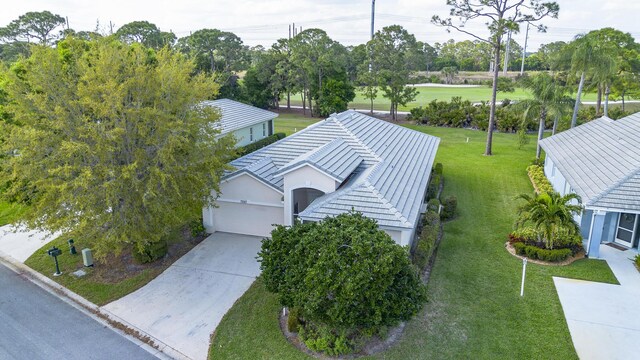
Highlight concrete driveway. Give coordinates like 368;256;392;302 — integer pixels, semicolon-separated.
0;225;60;263
103;232;263;360
554;245;640;360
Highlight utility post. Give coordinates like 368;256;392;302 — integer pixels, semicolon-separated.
503;30;512;75
520;23;530;75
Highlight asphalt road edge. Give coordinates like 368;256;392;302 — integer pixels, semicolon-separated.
0;249;190;360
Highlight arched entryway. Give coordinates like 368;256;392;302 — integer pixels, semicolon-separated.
292;187;325;222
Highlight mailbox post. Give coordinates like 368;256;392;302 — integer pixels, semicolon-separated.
68;239;77;255
47;246;63;276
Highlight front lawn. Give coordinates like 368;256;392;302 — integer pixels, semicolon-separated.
274;112;320;136
209;125;617;359
24;227;205;306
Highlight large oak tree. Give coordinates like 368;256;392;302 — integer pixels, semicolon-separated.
0;38;235;256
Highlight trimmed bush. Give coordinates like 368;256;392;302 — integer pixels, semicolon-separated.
189;219;206;237
427;198;440;213
434;163;443;175
512;242;572;262
132;240;168;264
527;165;553;194
441;196;457;220
299;323;352;356
413;210;440;269
427;173;441;200
635;254;640;270
237;132;285;156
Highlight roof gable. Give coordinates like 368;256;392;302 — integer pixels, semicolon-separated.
222;110;440;229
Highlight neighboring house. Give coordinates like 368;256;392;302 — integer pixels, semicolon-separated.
202;98;278;148
203;110;440;247
539;112;640;258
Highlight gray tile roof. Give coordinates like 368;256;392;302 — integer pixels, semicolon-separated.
539;112;640;212
274;138;363;183
202;99;278;135
224;110;440;229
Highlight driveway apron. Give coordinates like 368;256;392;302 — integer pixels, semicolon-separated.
103;232;262;360
554;245;640;360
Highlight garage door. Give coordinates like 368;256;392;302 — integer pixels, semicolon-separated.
212;201;284;237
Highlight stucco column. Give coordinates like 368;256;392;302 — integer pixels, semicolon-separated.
587;211;606;258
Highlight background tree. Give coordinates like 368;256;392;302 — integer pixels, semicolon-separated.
289;29;348;117
518;73;574;158
317;78;355;116
0;38;235;257
433;0;559;155
515;192;582;249
259;212;426;350
0;11;66;61
115;21;176;49
369;25;420;120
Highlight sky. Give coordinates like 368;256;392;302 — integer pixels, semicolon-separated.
2;0;640;51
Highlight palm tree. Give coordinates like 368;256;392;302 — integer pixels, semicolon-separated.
518;73;574;159
515;191;582;249
567;34;615;127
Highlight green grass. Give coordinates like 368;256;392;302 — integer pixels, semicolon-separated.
209;122;617;359
0;200;27;227
287;86;612;112
24;234;169;306
275;113;320;136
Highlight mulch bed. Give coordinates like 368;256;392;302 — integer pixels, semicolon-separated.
90;227;207;283
504;241;585;266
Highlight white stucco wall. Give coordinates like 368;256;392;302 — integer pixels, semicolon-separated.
203;173;284;236
384;228;415;248
283;165;339;226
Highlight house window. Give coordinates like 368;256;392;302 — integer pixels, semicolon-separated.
262;122;266;137
551;165;555;177
268;120;273;136
249;127;254;142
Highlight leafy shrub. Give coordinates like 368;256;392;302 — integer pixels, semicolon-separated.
441;196;457;220
434;162;443;175
512;242;572;262
635;254;640;269
427;198;440;213
259;212;426;335
189;219;206;237
237;132;286;156
287;307;302;333
133;240;168;264
427;173;441;200
413;210;440;269
527;165;553;194
299;323;352;356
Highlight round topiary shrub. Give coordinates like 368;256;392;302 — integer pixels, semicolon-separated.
259;212;426;355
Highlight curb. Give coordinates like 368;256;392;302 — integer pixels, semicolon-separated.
0;250;190;360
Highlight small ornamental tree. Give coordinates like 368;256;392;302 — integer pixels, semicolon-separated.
259;212;426;335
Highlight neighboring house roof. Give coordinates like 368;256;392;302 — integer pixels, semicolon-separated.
224;110;440;229
539;112;640;212
202;99;278;135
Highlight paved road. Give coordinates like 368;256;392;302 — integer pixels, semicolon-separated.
0;264;158;360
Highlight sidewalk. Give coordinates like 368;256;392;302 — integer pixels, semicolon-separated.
554;244;640;360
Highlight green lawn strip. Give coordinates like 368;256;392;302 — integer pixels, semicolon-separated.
209;125;617;359
275;113;320;136
24;234;166;306
0;200;28;227
209;278;308;360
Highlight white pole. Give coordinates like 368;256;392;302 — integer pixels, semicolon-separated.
520;257;527;297
520;23;530;75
